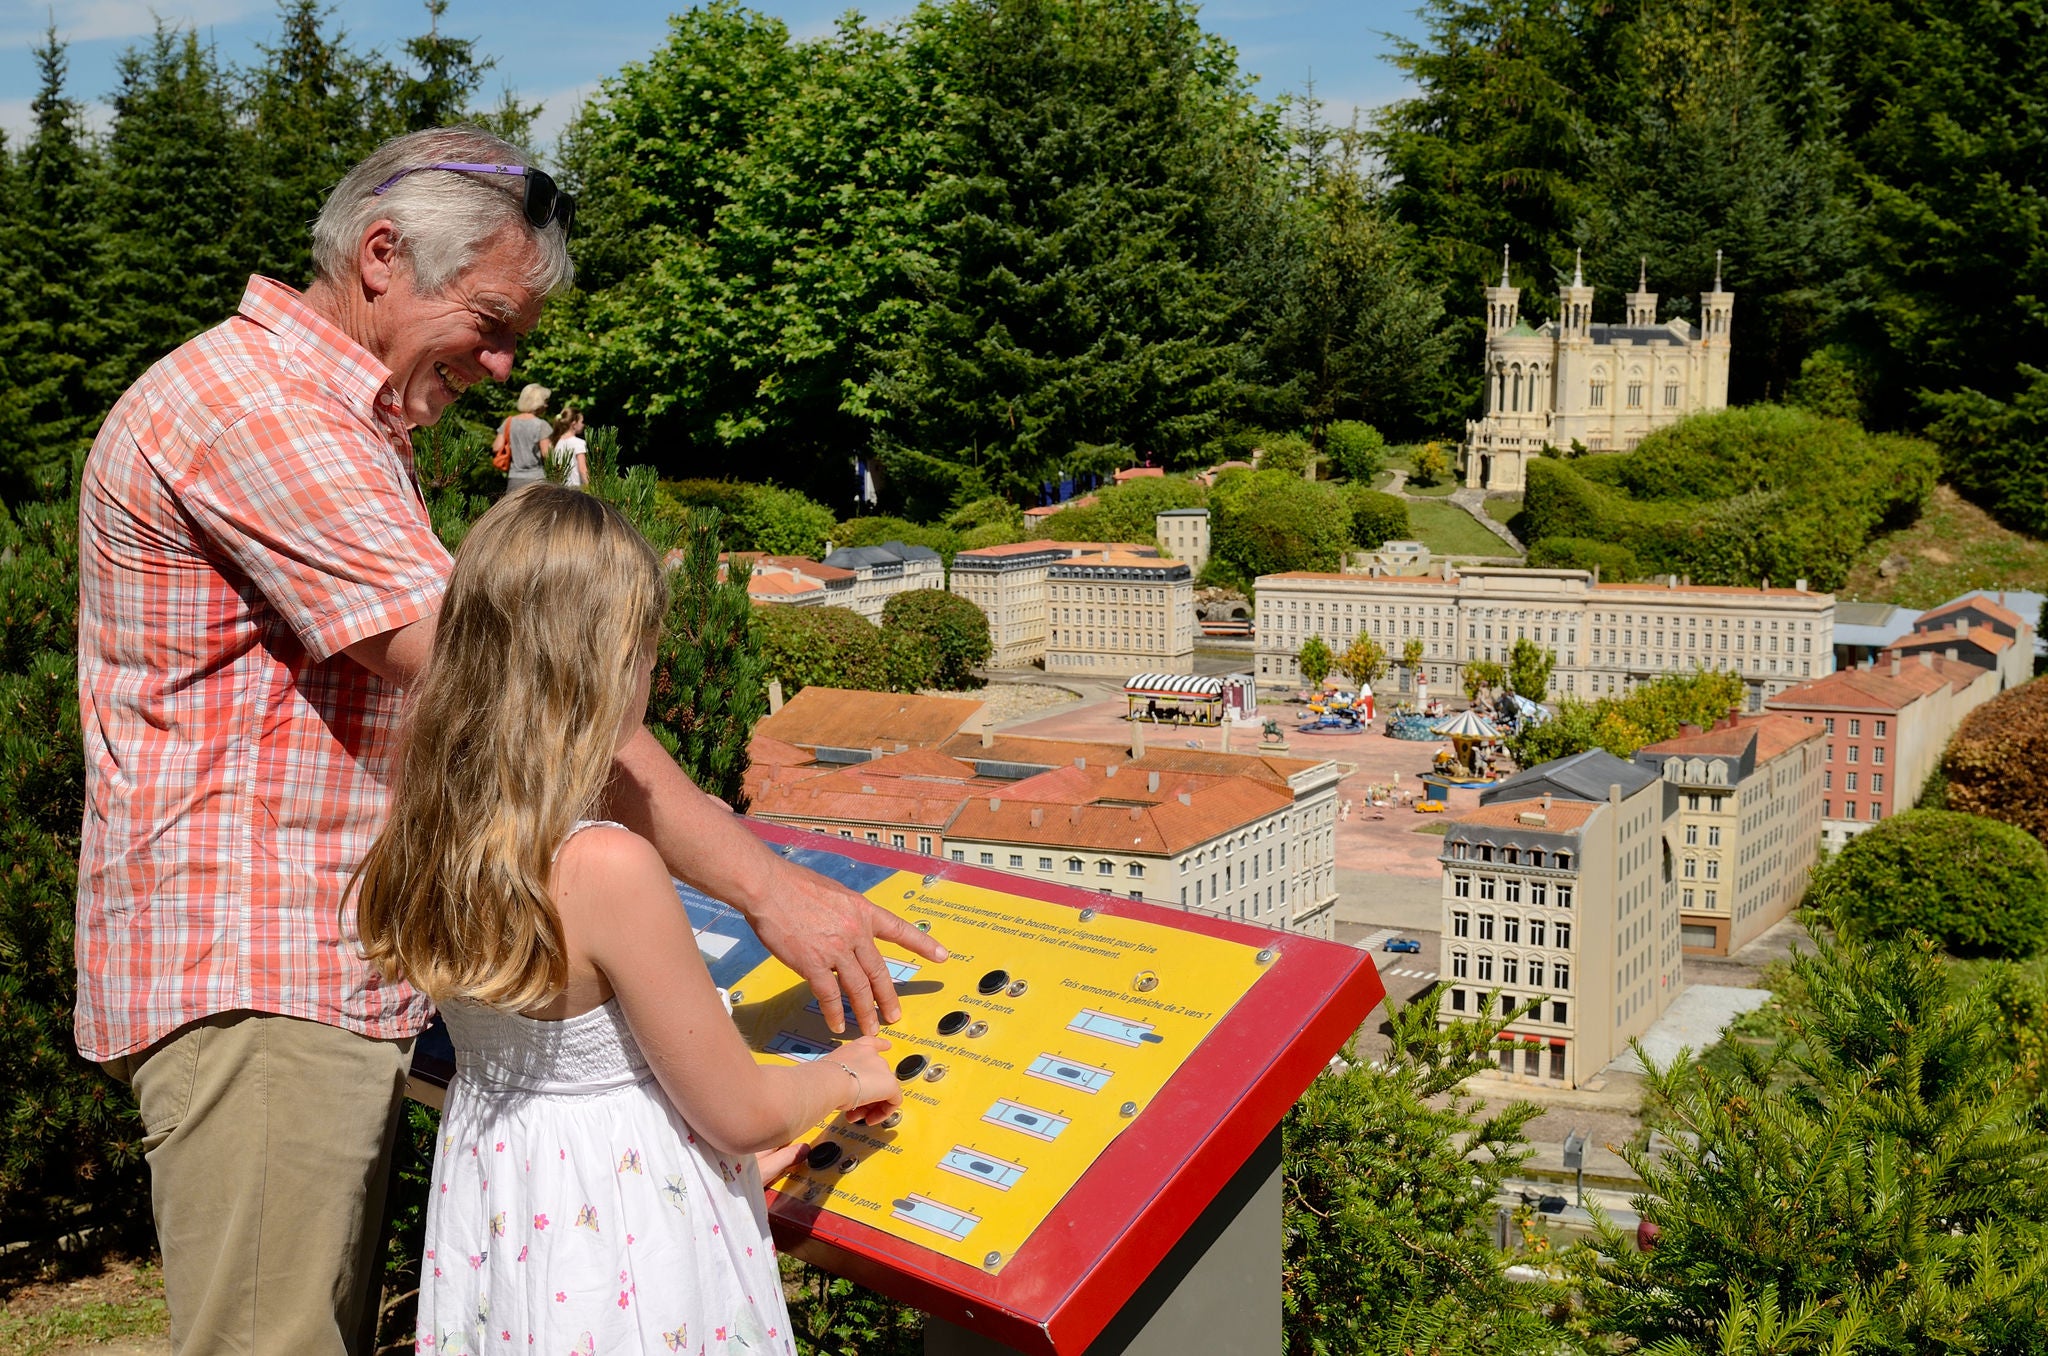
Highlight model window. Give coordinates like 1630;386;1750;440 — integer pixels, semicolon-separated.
1530;881;1547;907
1128;863;1144;877
1479;877;1497;901
1504;878;1522;904
1503;916;1521;943
1067;857;1083;874
1452;952;1469;978
1454;875;1472;899
1453;910;1471;937
1552;962;1571;989
1502;957;1520;984
1528;918;1546;946
1478;914;1495;940
1476;954;1494;981
1555;922;1573;948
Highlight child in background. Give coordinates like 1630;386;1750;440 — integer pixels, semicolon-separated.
355;485;900;1354
551;407;590;488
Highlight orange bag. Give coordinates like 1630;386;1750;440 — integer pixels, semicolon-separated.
491;417;513;472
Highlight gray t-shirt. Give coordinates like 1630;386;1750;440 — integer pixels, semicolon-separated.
506;413;550;484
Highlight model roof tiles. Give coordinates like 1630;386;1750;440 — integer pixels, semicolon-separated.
1765;659;1983;712
1919;592;2029;631
946;776;1289;855
1638;713;1820;764
1891;625;2015;653
1447;799;1601;834
754;687;984;752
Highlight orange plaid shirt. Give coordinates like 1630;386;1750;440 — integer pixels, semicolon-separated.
76;276;450;1061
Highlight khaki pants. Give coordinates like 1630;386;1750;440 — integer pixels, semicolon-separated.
105;1012;414;1356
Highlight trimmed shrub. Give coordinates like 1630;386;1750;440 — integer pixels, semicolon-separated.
1210;470;1352;579
1341;485;1409;549
1942;676;2048;842
1808;810;2048;958
1519;406;1937;591
1325;421;1387;483
1038;475;1207;546
1525;535;1640;580
882;589;992;691
1256;431;1316;477
754;605;895;697
662;480;835;559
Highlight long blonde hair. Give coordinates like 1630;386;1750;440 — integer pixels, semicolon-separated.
355;484;668;1009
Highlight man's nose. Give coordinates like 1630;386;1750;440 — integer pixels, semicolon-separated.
480;345;516;384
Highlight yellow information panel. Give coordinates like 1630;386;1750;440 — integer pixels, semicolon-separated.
730;871;1267;1272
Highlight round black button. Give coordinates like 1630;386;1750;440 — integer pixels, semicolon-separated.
895;1054;928;1081
937;1010;971;1036
977;969;1010;996
805;1141;842;1171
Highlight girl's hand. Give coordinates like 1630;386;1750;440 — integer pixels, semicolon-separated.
833;1034;904;1124
756;1139;811;1183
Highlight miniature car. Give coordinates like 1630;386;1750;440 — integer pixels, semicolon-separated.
1383;938;1423;954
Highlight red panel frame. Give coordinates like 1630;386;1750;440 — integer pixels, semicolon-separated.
749;820;1386;1356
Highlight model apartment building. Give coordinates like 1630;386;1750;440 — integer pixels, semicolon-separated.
1631;713;1825;956
1256;566;1833;709
1438;750;1682;1087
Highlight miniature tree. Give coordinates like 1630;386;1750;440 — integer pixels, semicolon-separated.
1338;634;1388;687
1507;638;1556;702
1461;659;1505;703
1298;634;1334;689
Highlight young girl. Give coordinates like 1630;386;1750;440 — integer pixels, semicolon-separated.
356;485;900;1355
550;407;590;489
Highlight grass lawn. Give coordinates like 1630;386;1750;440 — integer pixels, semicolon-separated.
1483;493;1522;524
1841;484;2048;608
1385;443;1461;496
1407;499;1516;558
0;1258;167;1356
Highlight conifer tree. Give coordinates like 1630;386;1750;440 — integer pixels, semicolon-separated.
238;0;395;286
0;27;104;499
871;0;1266;496
89;26;249;413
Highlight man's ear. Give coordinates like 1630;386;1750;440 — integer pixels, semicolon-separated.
358;220;402;300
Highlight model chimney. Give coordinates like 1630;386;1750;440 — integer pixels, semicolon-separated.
1891;656;1901;676
1178;792;1193;807
988;796;1002;811
1131;719;1146;760
1030;807;1044;827
1106;764;1119;778
767;677;785;714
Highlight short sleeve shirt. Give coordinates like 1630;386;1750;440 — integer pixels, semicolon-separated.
75;276;450;1061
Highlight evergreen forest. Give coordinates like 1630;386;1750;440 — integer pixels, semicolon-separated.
10;0;2048;1351
6;0;2048;532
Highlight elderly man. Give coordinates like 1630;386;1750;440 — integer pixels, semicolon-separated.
76;126;943;1355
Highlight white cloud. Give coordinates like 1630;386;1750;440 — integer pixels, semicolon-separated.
0;94;114;144
528;80;601;159
0;0;261;47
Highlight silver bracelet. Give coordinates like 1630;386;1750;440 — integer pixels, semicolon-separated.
831;1059;862;1103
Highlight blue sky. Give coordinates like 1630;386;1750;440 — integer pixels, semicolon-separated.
1;1;1429;148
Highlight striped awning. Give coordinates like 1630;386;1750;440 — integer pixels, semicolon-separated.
1124;673;1225;699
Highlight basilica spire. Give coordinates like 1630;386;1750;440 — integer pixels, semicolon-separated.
1500;243;1511;288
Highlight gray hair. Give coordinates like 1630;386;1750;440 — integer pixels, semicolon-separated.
312;126;575;298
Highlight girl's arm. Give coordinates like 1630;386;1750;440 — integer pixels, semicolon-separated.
556;825;903;1157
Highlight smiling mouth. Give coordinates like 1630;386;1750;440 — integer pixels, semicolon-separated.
434;362;473;397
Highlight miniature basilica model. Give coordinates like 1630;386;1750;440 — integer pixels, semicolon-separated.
1464;249;1734;490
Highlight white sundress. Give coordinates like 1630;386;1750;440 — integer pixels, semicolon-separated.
416;828;796;1356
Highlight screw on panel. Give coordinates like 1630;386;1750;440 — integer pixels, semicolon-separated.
968;1021;989;1038
1256;947;1278;965
1078;908;1097;922
983;1252;1002;1269
1133;971;1158;993
1119;1101;1138;1118
728;990;744;1004
1007;980;1028;997
923;873;939;885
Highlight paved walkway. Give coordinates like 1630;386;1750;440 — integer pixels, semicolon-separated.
1448;485;1524;552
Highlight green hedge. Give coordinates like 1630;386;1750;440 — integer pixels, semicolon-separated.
1524;535;1640;579
1807;810;2048;958
1519;406;1937;591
